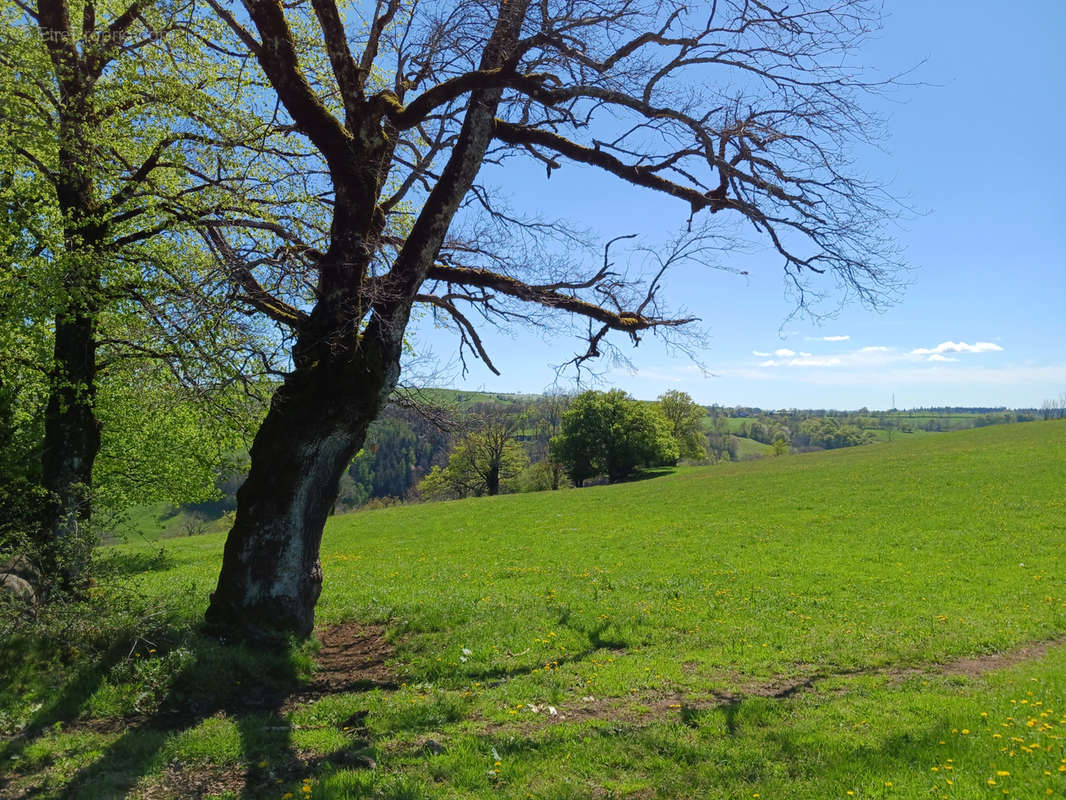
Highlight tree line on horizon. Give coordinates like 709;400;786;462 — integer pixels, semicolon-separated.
159;389;1048;532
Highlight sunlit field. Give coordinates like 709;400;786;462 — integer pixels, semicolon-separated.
3;421;1064;799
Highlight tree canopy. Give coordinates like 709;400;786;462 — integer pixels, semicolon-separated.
552;390;678;485
658;390;707;461
0;0;284;578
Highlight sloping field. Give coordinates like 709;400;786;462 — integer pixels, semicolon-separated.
4;422;1065;799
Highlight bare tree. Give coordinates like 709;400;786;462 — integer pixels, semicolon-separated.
1043;393;1066;420
201;0;907;639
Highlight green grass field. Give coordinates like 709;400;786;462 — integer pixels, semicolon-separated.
732;435;773;458
3;421;1065;799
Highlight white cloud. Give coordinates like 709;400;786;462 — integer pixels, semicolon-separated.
789;356;842;367
753;350;771;357
911;341;1004;355
730;363;1066;389
823;335;850;341
754;339;1004;375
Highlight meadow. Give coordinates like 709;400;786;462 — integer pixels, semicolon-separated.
2;421;1064;799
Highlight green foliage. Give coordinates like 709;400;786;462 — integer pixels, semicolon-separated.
0;478;57;555
416;464;452;502
342;418;420;510
515;459;559;493
551;390;679;485
657;390;707;460
0;0;289;575
418;430;528;500
93;362;255;514
797;417;879;449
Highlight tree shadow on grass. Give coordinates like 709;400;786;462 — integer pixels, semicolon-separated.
56;631;319;800
578;467;676;489
0;639;129;779
0;623;385;800
94;547;176;578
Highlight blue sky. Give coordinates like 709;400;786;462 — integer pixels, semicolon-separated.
409;1;1066;410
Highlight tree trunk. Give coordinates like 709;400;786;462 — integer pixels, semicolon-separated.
205;316;402;640
485;461;500;496
41;281;101;584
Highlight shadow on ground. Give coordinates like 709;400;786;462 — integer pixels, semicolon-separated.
0;621;393;799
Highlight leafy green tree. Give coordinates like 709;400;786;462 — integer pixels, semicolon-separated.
418;405;529;500
0;0;302;580
552;390;679;486
706;431;739;463
521;392;572;490
418;430;528;500
657;390;707;460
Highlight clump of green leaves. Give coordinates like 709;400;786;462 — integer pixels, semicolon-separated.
551;389;679;485
657;390;707;461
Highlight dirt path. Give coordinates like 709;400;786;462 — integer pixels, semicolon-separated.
506;634;1066;729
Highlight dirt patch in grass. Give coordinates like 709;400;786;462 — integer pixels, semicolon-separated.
726;635;1066;701
281;621;397;711
310;621;397;692
937;636;1066;679
136;762;248;800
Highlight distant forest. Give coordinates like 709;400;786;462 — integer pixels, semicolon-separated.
170;392;1048;532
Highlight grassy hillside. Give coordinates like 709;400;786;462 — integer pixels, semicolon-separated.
3;422;1065;799
732;435;772;458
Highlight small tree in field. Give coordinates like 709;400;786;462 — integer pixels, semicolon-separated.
552;390;678;486
658;390;707;461
419;412;529;500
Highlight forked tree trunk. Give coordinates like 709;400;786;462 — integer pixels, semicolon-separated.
205;316;403;640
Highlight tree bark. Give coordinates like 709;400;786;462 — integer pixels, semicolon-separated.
205;311;404;640
41;305;101;580
485;462;500;496
41;112;106;584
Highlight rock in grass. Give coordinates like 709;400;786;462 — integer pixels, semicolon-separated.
0;554;43;587
0;572;36;609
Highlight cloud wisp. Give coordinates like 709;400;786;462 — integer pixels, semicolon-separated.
911;341;1003;356
755;339;1005;369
